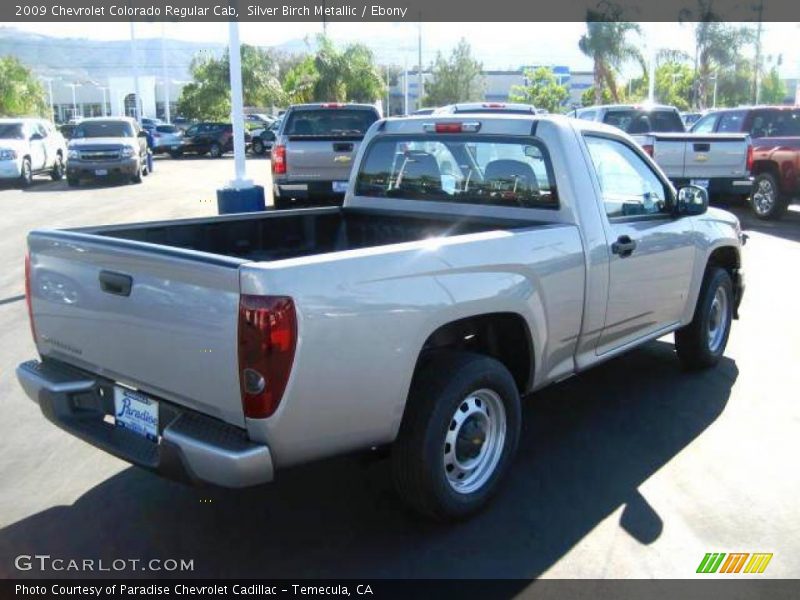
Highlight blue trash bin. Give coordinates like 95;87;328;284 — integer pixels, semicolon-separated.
216;185;266;214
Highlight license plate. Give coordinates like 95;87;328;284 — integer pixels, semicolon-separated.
332;181;348;193
113;387;158;442
95;169;108;176
690;179;709;189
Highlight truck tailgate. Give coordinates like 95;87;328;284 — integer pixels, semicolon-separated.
27;231;246;427
286;137;361;181
650;133;750;180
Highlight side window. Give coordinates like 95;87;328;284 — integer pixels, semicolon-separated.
36;123;49;138
585;136;670;219
578;110;596;121
718;111;746;133
692;114;718;134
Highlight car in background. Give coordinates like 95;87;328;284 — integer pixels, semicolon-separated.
681;111;704;127
246;113;275;127
173;122;249;158
690;106;800;219
435;102;539;115
570;104;686;133
272;103;380;209
150;124;184;155
65;117;149;186
412;107;436;115
140;117;163;132
0;118;66;187
250;118;281;156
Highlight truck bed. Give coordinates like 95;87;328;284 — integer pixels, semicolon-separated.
86;207;534;263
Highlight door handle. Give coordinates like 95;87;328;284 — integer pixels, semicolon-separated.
99;270;133;297
611;235;637;257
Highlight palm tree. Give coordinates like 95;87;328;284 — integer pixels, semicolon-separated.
578;3;643;105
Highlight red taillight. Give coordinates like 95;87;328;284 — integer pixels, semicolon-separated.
24;252;36;343
428;121;482;134
238;295;297;419
746;144;754;172
321;103;344;108
482;103;505;108
435;122;463;133
272;144;286;174
641;144;654;157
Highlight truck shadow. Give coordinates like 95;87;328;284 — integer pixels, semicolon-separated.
0;340;736;580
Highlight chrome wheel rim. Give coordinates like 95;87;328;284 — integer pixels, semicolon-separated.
443;388;506;494
752;179;775;215
707;286;729;354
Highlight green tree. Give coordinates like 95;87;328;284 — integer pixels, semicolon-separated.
578;2;644;105
282;36;385;104
624;60;694;109
423;39;485;106
177;45;286;121
0;56;48;118
759;66;787;104
509;67;569;113
581;85;615;106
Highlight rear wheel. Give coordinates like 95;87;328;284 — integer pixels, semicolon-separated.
252;138;265;155
675;267;733;370
392;352;521;520
19;158;32;188
169;149;183;159
209;143;223;158
66;176;79;187
751;173;788;220
50;153;64;181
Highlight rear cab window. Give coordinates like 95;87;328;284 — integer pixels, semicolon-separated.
284;108;379;139
355;134;558;209
603;109;685;134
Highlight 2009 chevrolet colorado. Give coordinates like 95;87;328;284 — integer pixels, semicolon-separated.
17;114;745;520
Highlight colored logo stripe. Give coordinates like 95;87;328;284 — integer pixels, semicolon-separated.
744;553;773;574
697;553;726;573
720;553;749;573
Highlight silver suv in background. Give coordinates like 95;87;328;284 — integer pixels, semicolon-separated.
272;103;380;209
66;117;150;187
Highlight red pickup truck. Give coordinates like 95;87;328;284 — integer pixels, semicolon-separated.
691;106;800;220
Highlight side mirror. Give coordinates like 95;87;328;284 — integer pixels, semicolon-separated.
30;133;43;141
676;185;709;216
138;130;148;138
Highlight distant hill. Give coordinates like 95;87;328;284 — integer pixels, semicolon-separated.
0;26;313;83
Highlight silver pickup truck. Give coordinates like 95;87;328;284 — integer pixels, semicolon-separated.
17;115;745;520
572;105;752;198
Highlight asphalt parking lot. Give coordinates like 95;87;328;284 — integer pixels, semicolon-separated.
0;157;798;580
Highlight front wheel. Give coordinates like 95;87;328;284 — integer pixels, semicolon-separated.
130;162;143;184
675;267;733;370
392;352;521;520
19;158;33;188
209;143;223;158
751;173;788;220
50;154;65;181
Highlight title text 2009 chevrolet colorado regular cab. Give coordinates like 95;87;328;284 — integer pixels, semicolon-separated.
17;115;745;520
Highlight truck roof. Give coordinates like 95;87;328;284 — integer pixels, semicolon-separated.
286;103;379;111
582;103;679;112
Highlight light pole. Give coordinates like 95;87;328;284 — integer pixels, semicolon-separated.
98;86;109;116
67;83;81;120
129;21;142;122
161;23;171;124
710;74;718;109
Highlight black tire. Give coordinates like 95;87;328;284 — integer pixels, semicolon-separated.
169;149;183;159
50;153;65;181
19;157;32;188
392;352;521;521
209;143;223;158
252;138;265;155
675;267;734;370
130;162;143;184
66;176;79;187
751;173;788;220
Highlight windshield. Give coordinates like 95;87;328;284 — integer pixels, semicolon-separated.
284;109;378;137
73;121;135;138
0;123;24;140
603;110;685;133
355;135;558;209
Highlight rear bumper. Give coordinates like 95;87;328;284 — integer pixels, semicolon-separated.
16;359;273;488
672;176;754;197
273;179;347;206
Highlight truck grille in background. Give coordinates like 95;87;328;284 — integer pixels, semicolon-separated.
79;150;121;161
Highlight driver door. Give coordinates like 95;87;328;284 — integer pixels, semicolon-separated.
27;123;47;170
584;134;697;355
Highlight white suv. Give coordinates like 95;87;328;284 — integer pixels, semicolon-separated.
0;118;66;187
